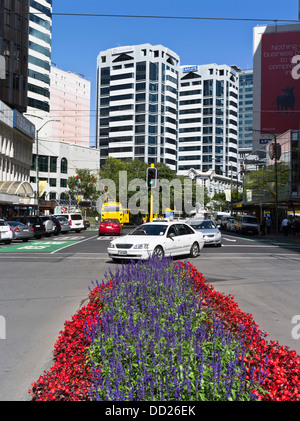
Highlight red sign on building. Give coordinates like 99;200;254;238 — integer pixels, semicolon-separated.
261;31;300;134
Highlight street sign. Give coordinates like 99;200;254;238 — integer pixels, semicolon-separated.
259;138;272;144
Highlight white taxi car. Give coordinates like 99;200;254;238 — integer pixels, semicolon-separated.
0;219;13;244
107;221;204;261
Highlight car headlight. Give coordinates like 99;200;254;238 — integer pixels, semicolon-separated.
133;244;149;249
109;242;116;248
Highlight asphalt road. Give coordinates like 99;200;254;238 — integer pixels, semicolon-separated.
0;227;300;400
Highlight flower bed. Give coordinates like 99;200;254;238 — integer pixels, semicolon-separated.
29;257;300;401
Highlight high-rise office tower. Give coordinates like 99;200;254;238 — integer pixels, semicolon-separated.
238;69;253;157
27;0;52;130
177;64;239;179
96;44;180;171
0;0;30;113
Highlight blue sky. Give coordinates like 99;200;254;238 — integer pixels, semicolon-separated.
51;1;299;146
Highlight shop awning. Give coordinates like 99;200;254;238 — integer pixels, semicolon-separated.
0;181;37;205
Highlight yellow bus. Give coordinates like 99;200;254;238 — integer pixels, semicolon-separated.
101;202;124;224
122;208;130;224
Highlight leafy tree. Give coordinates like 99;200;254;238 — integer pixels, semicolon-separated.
67;169;98;203
97;157;200;216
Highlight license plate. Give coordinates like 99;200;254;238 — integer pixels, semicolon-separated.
23;229;29;232
118;250;127;255
36;225;40;227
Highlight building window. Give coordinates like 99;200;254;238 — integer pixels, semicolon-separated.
38;155;48;172
50;156;57;172
60;178;67;188
61;157;68;174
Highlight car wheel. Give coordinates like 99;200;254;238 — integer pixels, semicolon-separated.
22;239;29;242
153;246;164;259
190;242;199;258
4;240;11;244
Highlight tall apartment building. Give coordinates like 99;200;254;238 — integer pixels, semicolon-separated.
26;0;52;137
50;65;91;147
0;0;30;113
238;69;253;157
96;44;180;171
177;64;239;181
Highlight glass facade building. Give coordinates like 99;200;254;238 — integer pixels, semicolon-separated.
0;0;30;113
241;130;300;221
238;69;253;154
27;0;52;113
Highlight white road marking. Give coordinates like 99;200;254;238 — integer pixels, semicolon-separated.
51;234;98;253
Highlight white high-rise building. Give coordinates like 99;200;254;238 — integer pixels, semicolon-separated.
26;0;52;138
177;64;239;197
96;44;180;171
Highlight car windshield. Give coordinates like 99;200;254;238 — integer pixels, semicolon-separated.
129;224;168;236
102;219;119;223
103;206;120;212
189;220;216;229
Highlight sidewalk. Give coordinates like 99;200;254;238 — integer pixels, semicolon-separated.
256;231;300;245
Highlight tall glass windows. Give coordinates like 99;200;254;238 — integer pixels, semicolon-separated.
204;79;213;97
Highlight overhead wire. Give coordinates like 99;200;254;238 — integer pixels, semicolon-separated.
3;10;298;23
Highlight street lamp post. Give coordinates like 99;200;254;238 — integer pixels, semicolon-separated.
33;118;59;215
246;128;279;236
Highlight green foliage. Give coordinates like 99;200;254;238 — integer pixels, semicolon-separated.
67;169;98;202
98;157;199;215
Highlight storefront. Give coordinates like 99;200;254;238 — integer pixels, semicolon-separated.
237;130;300;230
0;181;37;218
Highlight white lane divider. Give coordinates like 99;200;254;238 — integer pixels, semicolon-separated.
223;236;237;242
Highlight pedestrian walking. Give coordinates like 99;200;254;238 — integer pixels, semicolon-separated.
282;217;289;236
266;217;272;234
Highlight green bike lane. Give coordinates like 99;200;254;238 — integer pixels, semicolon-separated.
0;240;80;253
0;233;99;254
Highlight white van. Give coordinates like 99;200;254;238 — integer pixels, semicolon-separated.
55;213;84;232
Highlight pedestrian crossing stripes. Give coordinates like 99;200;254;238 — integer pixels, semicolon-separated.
97;236;118;240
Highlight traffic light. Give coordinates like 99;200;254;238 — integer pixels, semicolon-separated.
146;167;158;189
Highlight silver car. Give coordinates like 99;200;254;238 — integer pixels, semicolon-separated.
186;218;222;247
56;216;71;234
41;216;55;237
7;221;34;242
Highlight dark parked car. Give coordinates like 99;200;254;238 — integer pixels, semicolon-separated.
83;220;90;230
10;216;46;239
